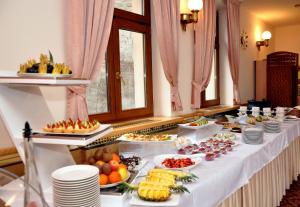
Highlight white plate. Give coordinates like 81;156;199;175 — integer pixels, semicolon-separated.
35;124;110;136
214;132;237;141
54;191;99;202
53;174;98;184
17;72;72;78
153;154;201;170
178;121;214;130
52;165;98;182
117;134;177;143
130;193;180;206
53;186;99;197
100;171;131;189
53;186;99;195
284;116;299;121
53;182;98;191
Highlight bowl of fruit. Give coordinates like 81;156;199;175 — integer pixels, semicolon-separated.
85;148;130;188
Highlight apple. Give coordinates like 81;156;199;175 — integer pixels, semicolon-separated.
118;168;128;180
109;160;119;171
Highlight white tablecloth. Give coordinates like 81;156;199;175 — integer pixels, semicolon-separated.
2;121;300;207
125;120;300;207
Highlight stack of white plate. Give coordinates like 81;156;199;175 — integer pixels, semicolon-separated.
242;128;264;144
52;165;100;207
264;121;281;133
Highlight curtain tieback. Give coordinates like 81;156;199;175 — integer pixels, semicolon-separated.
171;86;183;111
171;86;180;100
68;86;87;98
192;81;205;92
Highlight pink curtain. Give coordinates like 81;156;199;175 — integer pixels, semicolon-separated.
191;0;216;109
152;0;183;111
227;0;241;103
65;0;115;120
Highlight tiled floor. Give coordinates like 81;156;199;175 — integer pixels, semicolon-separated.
280;175;300;207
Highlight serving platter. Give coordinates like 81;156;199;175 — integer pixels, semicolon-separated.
153;154;201;170
100;172;131;189
130;193;180;206
117;134;177;143
178;121;214;130
34;124;111;136
17;72;72;78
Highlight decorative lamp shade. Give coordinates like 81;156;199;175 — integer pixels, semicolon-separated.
188;0;203;11
262;31;272;40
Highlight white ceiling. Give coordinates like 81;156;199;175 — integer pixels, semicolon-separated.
241;0;300;27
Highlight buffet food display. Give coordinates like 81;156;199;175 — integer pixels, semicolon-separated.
117;133;176;142
85;148;130;188
178;119;213;129
178;137;236;162
119;168;197;204
18;52;72;77
42;118;100;134
3;97;300;207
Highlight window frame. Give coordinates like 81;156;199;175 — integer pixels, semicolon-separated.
89;0;153;123
201;12;220;108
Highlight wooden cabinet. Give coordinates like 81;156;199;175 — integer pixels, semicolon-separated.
267;51;299;107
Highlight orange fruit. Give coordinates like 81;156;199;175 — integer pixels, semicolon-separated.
108;171;122;183
112;153;121;163
99;174;109;185
118;163;127;169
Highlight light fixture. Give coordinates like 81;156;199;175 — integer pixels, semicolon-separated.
180;0;203;31
256;31;272;50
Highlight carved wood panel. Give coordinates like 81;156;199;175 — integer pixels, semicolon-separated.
267;51;298;107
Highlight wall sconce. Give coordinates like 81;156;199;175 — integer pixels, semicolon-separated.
180;0;203;31
256;31;272;51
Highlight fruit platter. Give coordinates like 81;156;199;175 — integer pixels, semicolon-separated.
153;154;201;170
41;118;101;135
85;148;131;188
178;119;214;129
119;168;197;206
177;138;237;161
117;133;177;143
18;52;72;78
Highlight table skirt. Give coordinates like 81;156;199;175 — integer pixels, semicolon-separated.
219;137;300;207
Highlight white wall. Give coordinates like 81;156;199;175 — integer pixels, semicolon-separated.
239;6;274;104
0;0;66;147
274;24;300;56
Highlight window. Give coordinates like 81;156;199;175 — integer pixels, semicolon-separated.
201;13;220;107
87;0;153;122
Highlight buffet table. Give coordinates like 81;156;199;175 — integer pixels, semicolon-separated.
1;120;300;207
122;120;300;207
